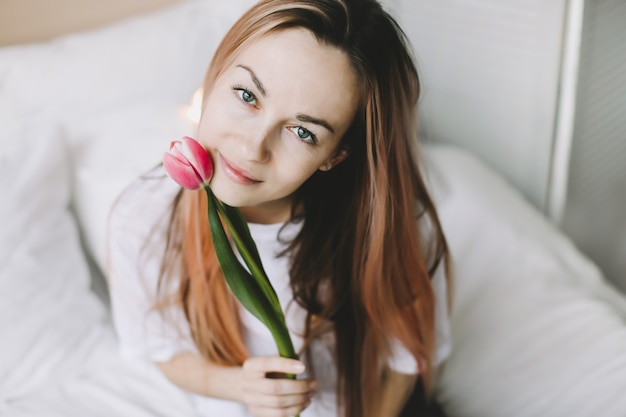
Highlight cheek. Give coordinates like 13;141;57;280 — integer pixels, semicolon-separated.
199;91;255;141
274;151;324;186
198;101;232;145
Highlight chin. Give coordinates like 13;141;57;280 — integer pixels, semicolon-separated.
208;183;246;208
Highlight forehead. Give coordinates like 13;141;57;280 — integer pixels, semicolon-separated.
235;28;352;78
229;28;360;129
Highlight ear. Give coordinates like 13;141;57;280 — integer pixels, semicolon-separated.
319;148;349;172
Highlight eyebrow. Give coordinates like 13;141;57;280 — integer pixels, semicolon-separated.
236;64;267;97
296;114;335;134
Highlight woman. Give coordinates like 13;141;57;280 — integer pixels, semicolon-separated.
107;0;451;416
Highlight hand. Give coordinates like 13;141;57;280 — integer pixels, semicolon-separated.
240;356;317;417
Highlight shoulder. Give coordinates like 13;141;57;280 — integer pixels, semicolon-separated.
106;166;194;361
416;207;453;364
106;164;181;280
415;206;447;274
108;165;180;243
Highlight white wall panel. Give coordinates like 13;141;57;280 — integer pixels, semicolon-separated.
390;0;567;210
562;0;626;290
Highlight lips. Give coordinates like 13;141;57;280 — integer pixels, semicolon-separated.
219;153;262;185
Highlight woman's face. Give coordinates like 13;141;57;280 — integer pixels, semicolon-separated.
197;28;359;224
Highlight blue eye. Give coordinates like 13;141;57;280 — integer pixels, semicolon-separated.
289;126;317;144
234;87;257;105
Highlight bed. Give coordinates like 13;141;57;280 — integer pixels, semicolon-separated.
2;1;626;416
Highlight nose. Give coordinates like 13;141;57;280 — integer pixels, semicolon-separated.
237;124;274;163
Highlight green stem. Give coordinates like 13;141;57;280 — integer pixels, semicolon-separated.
204;188;282;317
214;201;282;316
204;188;299;386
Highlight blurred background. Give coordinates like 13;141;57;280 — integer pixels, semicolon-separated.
386;0;626;293
1;0;624;291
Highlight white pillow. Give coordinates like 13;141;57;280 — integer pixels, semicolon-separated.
425;145;626;417
0;0;253;123
0;0;257;272
64;99;196;271
0;126;198;417
0;126;108;399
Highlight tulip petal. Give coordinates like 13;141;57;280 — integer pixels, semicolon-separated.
181;136;213;183
163;152;203;189
169;142;190;163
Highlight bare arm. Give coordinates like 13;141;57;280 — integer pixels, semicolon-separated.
156;352;243;400
157;353;317;417
372;370;418;417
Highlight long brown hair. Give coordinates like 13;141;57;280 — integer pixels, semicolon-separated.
160;1;450;416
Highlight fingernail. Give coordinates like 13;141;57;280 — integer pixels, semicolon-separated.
294;363;305;372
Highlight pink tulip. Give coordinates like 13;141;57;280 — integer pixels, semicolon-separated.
163;136;213;189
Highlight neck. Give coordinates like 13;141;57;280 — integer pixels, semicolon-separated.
238;196;305;225
239;204;290;225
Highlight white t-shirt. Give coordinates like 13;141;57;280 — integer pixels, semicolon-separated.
107;167;452;417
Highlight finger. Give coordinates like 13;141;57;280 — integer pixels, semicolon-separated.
246;376;315;397
248;399;312;417
245;390;311;410
243;356;306;377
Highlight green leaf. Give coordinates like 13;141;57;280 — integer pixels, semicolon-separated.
210;191;284;321
205;188;297;360
219;203;267;275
